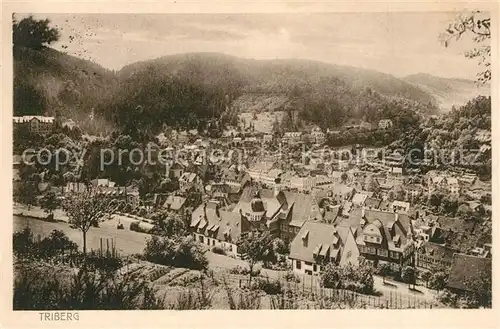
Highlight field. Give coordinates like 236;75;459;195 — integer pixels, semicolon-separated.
14;215;149;256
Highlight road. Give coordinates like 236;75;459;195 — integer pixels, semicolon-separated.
14;215;150;256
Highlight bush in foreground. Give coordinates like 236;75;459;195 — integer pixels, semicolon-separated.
13;265;164;310
143;235;208;271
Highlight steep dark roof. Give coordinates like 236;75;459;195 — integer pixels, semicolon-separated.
365;198;381;209
447;254;491;292
234;186;321;228
289;222;352;263
190;202;250;243
418;241;456;260
354;209;412;252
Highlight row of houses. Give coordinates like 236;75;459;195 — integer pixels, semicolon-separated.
13;115;55;135
189;183;416;274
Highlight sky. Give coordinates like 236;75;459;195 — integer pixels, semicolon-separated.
19;12;486;79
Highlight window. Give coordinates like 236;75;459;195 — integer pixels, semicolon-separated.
305;261;313;266
378;249;388;257
296;260;302;270
212;240;215;246
313;264;317;272
390;251;400;259
366;247;376;254
199;235;204;243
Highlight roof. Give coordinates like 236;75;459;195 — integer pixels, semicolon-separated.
190;202;250;243
163;195;187;210
392;201;410;212
324;206;340;224
222;168;248;183
447;254;491;292
289;221;352;263
418;242;456;260
248;161;275;173
233;186;321;228
364;198;381;209
234;186;285;220
340;208;412;252
351;193;368;206
180;172;198;183
13;116;55;123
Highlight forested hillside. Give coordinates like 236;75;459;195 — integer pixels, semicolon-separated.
404;73;491;112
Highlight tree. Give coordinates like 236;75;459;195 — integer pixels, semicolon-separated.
150;211;188;237
428;271;448;291
39;229;78;257
13;15;60;50
143;235;208;271
39;192;60;218
62;189;114;254
14;181;37;210
440;11;491;83
237;231;275;284
420;270;432;288
321;263;343;289
460;267;492;308
377;262;392;284
365;176;380;194
401;266;416;289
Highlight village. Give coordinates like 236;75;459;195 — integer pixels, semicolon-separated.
13;110;492;309
10;11;492;312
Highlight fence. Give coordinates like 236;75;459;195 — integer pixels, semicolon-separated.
235;273;437;309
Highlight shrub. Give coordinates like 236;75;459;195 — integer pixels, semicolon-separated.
13;265;164;310
38;230;78;258
83;254;123;274
14;228;78;260
211;246;226;255
143;236;208;271
252;277;283;295
130;221;151;234
284;271;301;283
321;263;375;294
229;265;249;275
13;226;35;257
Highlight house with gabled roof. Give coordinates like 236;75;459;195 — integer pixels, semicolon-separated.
289;222;359;275
416;241;457;271
364;198;381;210
190;201;251;257
163;195;187;212
179;172;203;194
338;207;415;271
221;167;250;194
232;185;322;242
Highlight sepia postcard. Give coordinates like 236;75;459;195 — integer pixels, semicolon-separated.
1;1;499;329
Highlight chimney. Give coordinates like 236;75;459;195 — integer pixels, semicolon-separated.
216;202;221;218
361;206;365;218
203;203;207;219
395;212;399;222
